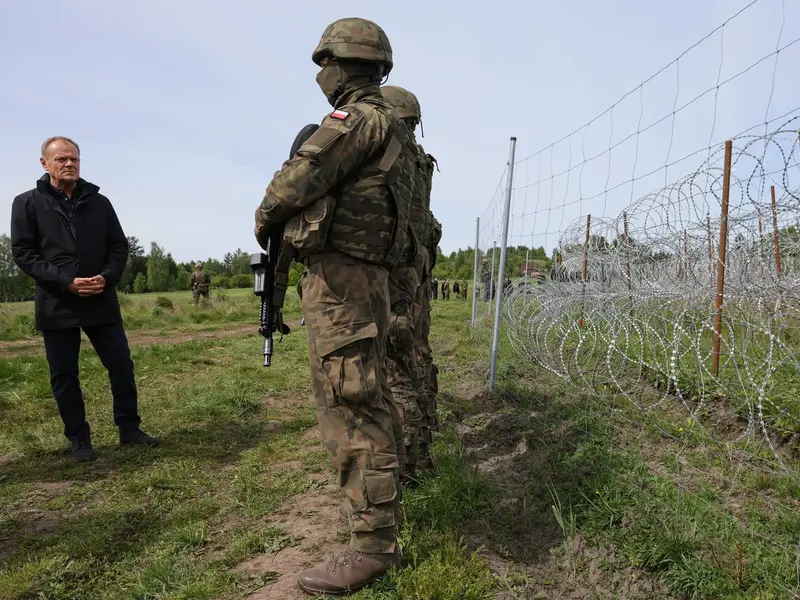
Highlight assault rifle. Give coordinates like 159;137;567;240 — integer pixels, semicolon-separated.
250;123;320;366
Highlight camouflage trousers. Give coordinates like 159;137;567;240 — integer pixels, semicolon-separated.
387;253;424;473
414;262;439;447
192;289;209;305
299;253;403;555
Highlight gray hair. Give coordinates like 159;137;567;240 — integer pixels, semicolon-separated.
41;136;80;158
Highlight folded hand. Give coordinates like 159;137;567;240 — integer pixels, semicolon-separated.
67;276;106;296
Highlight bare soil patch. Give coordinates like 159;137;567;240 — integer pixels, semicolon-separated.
452;392;667;599
237;481;346;600
0;324;260;358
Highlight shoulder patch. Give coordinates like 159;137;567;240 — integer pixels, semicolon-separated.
331;110;349;120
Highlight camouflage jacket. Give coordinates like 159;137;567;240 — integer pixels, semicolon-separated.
255;85;415;267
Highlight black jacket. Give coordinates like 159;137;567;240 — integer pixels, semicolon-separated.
10;174;128;330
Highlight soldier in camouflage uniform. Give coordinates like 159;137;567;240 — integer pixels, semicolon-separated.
190;262;210;306
253;18;417;595
481;257;492;301
379;84;436;484
419;217;442;462
381;85;441;472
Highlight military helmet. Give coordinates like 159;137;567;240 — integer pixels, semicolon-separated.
195;262;203;269
381;85;421;121
312;17;393;74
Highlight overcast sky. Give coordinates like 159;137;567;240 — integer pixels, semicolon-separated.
1;0;797;263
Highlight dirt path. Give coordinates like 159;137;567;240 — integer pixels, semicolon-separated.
0;321;304;358
234;425;348;600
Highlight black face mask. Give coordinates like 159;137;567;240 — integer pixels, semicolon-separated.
315;62;344;107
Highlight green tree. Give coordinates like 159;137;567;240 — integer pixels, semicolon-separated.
176;268;191;291
133;272;147;294
230;249;251;275
119;236;147;292
146;242;171;292
222;252;233;275
0;234;34;302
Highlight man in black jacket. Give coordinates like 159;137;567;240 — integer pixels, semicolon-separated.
10;136;159;462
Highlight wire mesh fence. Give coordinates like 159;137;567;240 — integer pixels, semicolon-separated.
470;0;800;588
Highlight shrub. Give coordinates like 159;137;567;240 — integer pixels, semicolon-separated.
154;296;174;310
231;274;253;289
117;293;132;307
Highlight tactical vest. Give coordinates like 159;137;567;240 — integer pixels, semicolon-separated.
426;215;442;268
194;271;208;291
411;142;434;247
325;102;416;269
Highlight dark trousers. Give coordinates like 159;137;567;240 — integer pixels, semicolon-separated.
42;322;140;441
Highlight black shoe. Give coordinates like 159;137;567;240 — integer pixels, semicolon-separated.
119;429;160;447
71;437;96;463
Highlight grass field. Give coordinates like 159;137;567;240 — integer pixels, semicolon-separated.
1;291;799;599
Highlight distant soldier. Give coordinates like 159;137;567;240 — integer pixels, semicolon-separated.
431;277;439;300
441;278;450;299
460;280;468;299
452;281;460;297
190;262;210;306
480;258;491;301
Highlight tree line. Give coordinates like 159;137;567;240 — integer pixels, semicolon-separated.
0;238;568;303
431;245;552;281
0;234;307;302
5;226;798;303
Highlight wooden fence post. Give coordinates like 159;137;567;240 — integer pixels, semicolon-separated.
579;214;591;328
711;140;733;377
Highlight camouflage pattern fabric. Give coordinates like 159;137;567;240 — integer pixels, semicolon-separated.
191;269;210;306
255;86;414;269
299;254;402;554
192;288;209;306
386;250;424;473
254;73;408;556
414;274;438;440
312;18;393;73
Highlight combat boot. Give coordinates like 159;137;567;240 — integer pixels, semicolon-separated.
402;463;419;488
297;551;399;595
337;500;351;524
418;442;435;472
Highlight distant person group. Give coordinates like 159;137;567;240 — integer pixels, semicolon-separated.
430;277;468;300
9;17;443;596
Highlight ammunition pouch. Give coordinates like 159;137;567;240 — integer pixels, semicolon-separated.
283;196;336;257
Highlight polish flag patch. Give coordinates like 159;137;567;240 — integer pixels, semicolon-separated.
331;110;349;120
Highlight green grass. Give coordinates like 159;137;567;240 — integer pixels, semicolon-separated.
0;288;302;342
0;293;498;599
2;289;798;599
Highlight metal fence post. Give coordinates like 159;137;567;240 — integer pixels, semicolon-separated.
488;241;496;317
471;217;480;327
489;137;517;393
